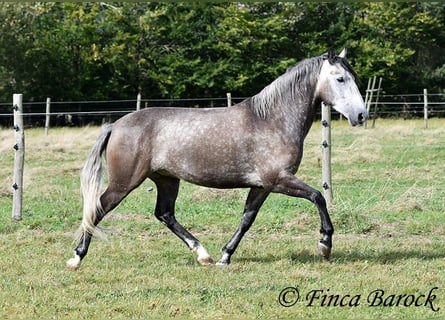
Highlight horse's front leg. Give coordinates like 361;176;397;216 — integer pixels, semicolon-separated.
217;188;270;266
272;172;334;261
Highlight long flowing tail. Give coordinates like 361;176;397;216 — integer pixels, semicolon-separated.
76;124;113;241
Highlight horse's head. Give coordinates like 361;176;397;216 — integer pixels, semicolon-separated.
316;48;368;126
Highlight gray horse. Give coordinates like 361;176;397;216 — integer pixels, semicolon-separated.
67;49;368;270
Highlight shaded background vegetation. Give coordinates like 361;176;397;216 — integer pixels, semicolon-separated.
0;2;444;102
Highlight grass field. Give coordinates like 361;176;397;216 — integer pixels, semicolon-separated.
0;119;444;319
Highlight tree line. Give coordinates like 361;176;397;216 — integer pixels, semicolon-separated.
0;2;444;103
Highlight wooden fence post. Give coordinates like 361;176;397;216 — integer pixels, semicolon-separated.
321;102;333;207
136;93;141;111
12;93;25;221
227;92;231;107
423;88;428;129
44;97;51;136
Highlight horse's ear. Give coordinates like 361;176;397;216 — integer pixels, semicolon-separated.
327;48;336;64
339;48;347;58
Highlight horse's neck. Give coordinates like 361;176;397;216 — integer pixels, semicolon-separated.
270;94;318;143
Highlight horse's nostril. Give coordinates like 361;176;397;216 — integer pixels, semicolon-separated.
358;113;364;123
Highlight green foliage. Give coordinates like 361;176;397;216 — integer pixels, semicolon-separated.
0;3;444;102
350;3;445;92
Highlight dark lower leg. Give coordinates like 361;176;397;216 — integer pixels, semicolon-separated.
153;176;213;265
74;232;93;260
272;174;334;260
218;188;269;265
67;187;129;270
67;209;109;270
312;191;334;259
157;212;214;265
75;190;125;257
158;211;200;249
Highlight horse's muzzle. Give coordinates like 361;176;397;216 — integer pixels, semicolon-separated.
358;112;365;125
352;111;369;126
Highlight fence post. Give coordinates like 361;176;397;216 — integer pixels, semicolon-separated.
364;76;376;129
321;102;333;207
12;93;25;221
44;97;51;136
227;92;232;107
423;88;428;129
136;93;141;111
371;77;382;129
364;78;371;114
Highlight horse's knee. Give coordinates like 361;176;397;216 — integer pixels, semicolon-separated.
154;210;175;227
311;190;327;207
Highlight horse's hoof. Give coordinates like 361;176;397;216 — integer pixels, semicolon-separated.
193;245;214;266
66;255;81;271
215;260;229;267
198;256;215;266
215;252;231;266
318;241;331;261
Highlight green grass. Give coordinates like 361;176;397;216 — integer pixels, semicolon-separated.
1;119;444;319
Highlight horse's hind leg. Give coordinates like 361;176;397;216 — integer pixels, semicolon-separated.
67;184;133;270
152;175;214;265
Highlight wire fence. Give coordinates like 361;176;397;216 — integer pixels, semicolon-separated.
376;93;445;118
0;96;243;128
0;93;444;128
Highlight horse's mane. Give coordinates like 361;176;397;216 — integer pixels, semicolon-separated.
247;54;357;119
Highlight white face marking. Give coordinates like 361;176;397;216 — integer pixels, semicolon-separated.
316;51;368;126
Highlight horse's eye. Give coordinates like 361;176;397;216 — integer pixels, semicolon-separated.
337;77;345;83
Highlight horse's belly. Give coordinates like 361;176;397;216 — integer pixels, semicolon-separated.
185;170;263;189
153;158;263;189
